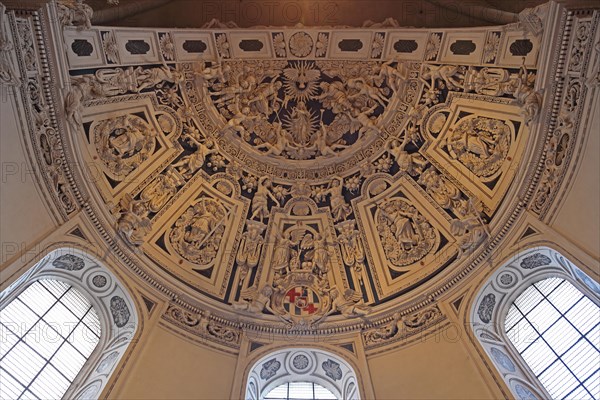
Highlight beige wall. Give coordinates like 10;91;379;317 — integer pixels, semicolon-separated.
367;331;501;400
552;92;600;260
110;325;238;400
0;91;57;271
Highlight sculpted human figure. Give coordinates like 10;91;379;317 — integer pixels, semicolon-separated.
272;230;294;275
183;202;219;245
312;121;347;157
248;79;282;115
236;222;265;284
324;288;371;319
116;194;151;246
312;234;334;278
324;177;351;222
135;65;185;92
316;81;353;114
250;177;279;222
350;104;379;135
375;59;408;93
421;64;464;90
255;122;293;156
172;135;218;178
379;203;419;251
347;77;389;106
224;102;259;139
387;138;428;175
108;123;148;158
232;285;275;314
56;0;93;29
364;312;402;343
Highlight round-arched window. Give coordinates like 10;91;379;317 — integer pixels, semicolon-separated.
244;348;360;400
264;382;337;400
0;279;101;399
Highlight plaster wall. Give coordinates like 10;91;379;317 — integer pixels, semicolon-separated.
109;324;238;400
366;332;501;400
0;91;56;270
552;92;600;260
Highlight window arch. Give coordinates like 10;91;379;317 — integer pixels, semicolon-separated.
471;246;600;400
0;247;139;399
245;348;360;400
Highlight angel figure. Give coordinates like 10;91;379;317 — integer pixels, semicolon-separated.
323;288;371;319
255;122;293;156
232;285;275;314
248;79;282;116
350;104;379;136
116;193;151;246
135;65;185;92
364;312;402;343
312;121;348;157
347;77;389;106
420;64;464;90
172;135;218;178
250;177;279;222
224;102;259;140
315;81;353;114
375;59;408;93
450;200;490;258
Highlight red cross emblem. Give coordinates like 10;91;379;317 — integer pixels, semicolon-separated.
284;286;320;315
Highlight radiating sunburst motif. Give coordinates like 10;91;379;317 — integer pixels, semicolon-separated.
282;61;321;103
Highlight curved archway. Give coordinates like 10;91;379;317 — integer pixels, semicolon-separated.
245;348;360;400
470;246;600;399
0;247;139;399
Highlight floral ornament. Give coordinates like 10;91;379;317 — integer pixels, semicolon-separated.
322;359;342;381
344;175;362;193
242;174;258;193
311;185;328;202
315;32;329;58
102;31;119;64
207;154;226;171
215;33;230;58
371;33;385;58
374;154;393;172
272;33;287;57
159;32;175;61
272;185;290;202
482;32;500;64
425;33;441;61
289;32;313;58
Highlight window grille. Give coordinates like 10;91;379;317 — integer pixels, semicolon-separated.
0;279;101;400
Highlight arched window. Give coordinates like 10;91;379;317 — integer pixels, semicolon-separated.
244;348;360;400
264;382;337;400
0;279;101;399
505;277;599;399
0;248;139;399
471;247;600;400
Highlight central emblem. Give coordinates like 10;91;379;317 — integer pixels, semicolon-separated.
283;285;322;316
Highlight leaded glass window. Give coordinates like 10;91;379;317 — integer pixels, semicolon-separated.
0;279;101;400
505;277;600;399
264;382;337;400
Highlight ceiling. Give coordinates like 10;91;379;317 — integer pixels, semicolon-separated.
86;0;553;28
56;3;552;330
